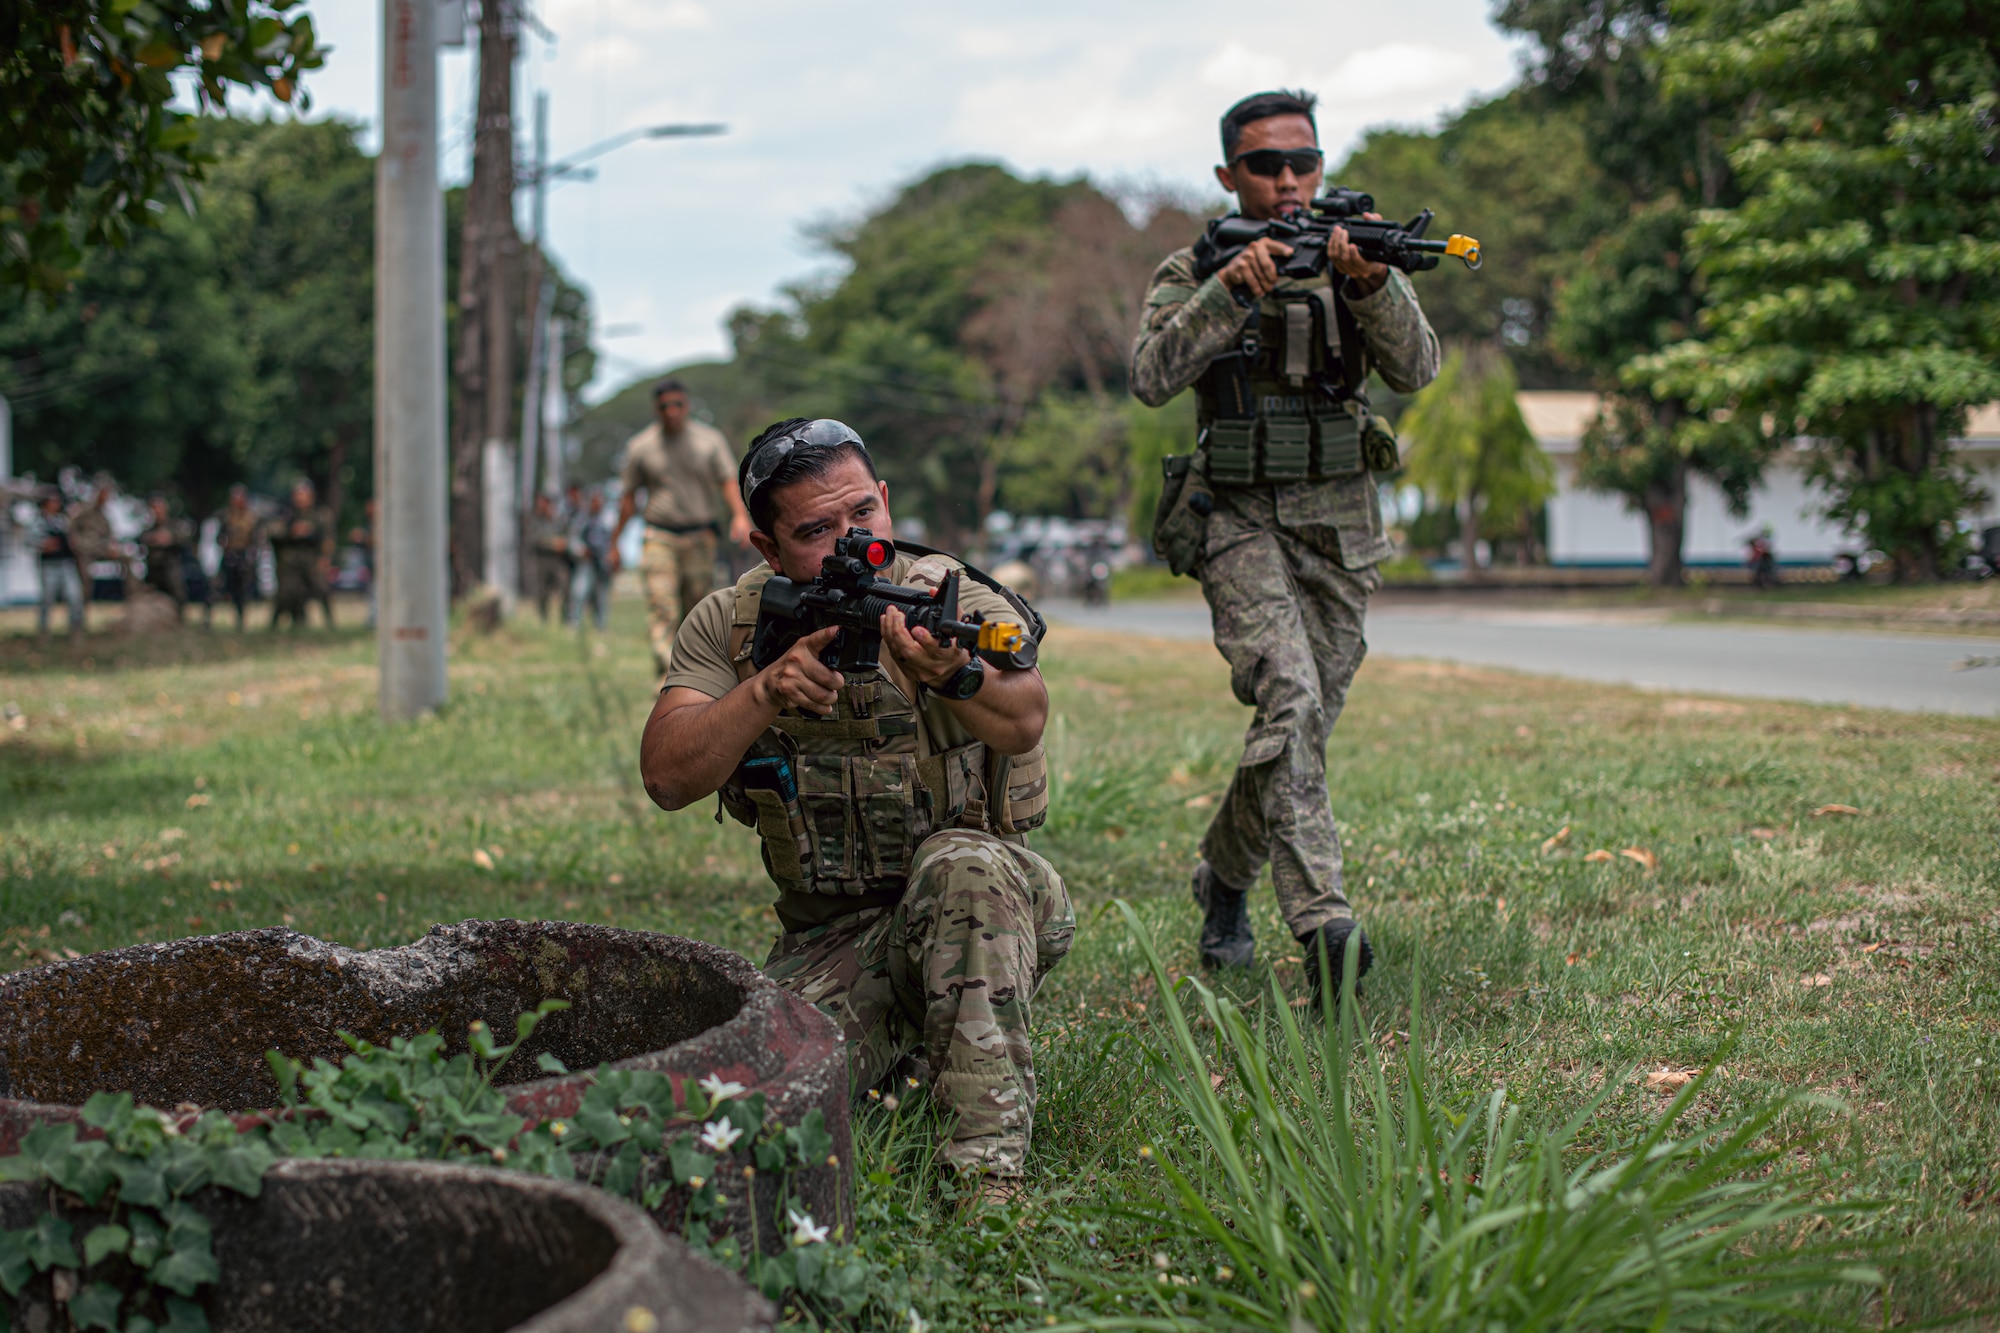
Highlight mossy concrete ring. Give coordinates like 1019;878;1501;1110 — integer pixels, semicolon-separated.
0;1156;775;1333
0;920;850;1247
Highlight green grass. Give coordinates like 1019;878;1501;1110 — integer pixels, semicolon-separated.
1107;565;1200;602
3;595;1999;1328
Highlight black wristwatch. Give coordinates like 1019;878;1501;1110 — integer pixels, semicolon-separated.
933;655;985;702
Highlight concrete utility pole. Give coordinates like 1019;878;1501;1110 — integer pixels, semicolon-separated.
541;314;565;494
515;88;554;594
374;0;450;720
452;0;520;600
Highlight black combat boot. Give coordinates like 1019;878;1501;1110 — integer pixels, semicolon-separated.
1299;918;1374;1013
1191;861;1256;969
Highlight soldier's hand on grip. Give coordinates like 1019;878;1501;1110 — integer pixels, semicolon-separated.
756;625;844;713
1214;236;1294;302
1325;212;1390;289
880;608;970;688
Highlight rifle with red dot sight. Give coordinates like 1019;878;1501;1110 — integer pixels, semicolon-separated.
751;529;1026;674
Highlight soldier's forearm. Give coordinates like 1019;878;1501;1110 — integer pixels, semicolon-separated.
940;667;1048;757
641;685;780;811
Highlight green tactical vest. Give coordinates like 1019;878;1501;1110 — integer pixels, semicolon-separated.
714;566;1048;906
1195;273;1382;485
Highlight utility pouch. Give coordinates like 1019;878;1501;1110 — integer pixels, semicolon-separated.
1362;413;1402;473
1152;451;1215;577
739;756;811;883
987;746;1049;833
1263;417;1312;479
1318;410;1364;478
1205;419;1256;484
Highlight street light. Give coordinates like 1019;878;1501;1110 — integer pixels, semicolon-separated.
520;114;728;246
513;101;726;587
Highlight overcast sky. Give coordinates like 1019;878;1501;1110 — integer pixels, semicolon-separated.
270;0;1526;398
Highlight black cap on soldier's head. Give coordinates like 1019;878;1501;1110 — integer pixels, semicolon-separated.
738;418;876;535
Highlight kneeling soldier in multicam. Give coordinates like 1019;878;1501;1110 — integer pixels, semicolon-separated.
640;418;1073;1198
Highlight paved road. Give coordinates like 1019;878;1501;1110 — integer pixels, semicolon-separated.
1045;598;2000;716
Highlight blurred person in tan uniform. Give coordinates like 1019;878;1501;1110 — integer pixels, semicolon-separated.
613;378;751;676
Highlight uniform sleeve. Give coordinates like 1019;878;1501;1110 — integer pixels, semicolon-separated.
705;428;737;491
661;589;744;699
1344;270;1442;394
618;431;646;497
1128;249;1249;408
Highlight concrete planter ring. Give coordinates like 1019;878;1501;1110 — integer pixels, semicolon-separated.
0;920;850;1248
0;1156;774;1333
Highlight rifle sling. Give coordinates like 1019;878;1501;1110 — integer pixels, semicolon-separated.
888;539;1048;650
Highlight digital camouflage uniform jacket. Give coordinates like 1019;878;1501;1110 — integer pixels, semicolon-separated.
1130;251;1441;567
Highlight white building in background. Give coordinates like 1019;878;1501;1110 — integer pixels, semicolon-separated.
1520;392;2000;567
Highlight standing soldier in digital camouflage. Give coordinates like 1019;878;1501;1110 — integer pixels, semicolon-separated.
216;485;263;631
1131;89;1440;1007
269;478;335;630
639;419;1070;1202
139;493;198;624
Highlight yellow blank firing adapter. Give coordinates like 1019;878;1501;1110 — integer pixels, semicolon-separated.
978;621;1025;653
1446;234;1482;270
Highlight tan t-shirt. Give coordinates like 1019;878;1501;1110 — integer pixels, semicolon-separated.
620;419;736;529
665;551;1027;753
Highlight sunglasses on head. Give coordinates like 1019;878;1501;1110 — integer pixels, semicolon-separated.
1230;148;1323;178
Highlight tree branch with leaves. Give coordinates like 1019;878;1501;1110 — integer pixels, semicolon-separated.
1;0;323;293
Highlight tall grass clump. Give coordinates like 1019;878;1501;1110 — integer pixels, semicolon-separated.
1088;902;1882;1331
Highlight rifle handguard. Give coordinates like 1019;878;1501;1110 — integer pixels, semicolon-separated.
1445;234;1483;270
978;621;1024;654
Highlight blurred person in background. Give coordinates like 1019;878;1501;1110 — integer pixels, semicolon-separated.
528;491;573;623
568;488;615;631
613;379;752;678
67;475;123;592
216;485;264;630
140;492;199;625
270;478;335;630
33;490;85;638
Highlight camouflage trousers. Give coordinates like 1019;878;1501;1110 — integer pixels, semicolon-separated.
641;527;718;676
763;830;1075;1177
1197;484;1380;938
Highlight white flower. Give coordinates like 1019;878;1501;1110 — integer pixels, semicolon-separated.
699;1119;743;1152
788;1207;830;1246
908;1309;928;1333
698;1074;747;1105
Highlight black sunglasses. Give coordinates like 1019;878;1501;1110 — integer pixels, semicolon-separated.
1230;148;1323;178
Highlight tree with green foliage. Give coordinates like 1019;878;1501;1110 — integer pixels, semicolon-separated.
0;194;249;500
197;117;373;518
1;0;323;293
1639;0;1999;580
1399;346;1554;572
1557;201;1764;585
1336;91;1623;389
1498;0;1766;585
726;163;1195;545
2;117;592;530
